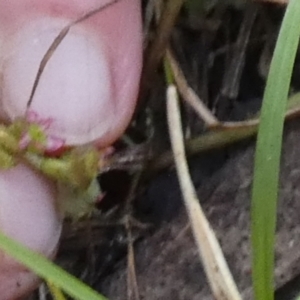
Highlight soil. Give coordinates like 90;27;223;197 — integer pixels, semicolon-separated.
98;120;300;300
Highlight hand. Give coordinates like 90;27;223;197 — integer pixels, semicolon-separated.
0;0;142;298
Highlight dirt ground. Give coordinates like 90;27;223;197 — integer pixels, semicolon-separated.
99;120;300;300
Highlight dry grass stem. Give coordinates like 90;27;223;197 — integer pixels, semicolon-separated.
221;101;300;129
166;49;220;127
149;100;300;175
27;26;70;108
123;172;143;300
38;284;47;300
221;3;257;99
143;0;161;49
27;0;120;108
167;84;242;300
125;216;140;300
149;125;257;174
142;0;186;91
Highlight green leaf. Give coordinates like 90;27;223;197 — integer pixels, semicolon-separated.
0;232;108;300
251;1;300;300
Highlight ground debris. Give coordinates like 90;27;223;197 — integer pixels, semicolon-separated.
99;120;300;300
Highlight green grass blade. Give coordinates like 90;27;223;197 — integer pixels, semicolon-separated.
0;232;107;300
251;1;300;300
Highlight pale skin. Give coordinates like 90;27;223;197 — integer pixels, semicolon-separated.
0;0;143;146
0;0;142;299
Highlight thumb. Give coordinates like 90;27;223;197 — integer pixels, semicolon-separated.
0;0;142;147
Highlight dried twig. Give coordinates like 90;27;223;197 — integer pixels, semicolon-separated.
166;45;300;130
143;0;157;49
150;101;300;174
141;0;186;92
123;171;143;300
125;214;140;300
167;84;242;300
221;2;258;99
166;49;220;127
149;125;257;174
27;0;121;108
38;284;47;300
